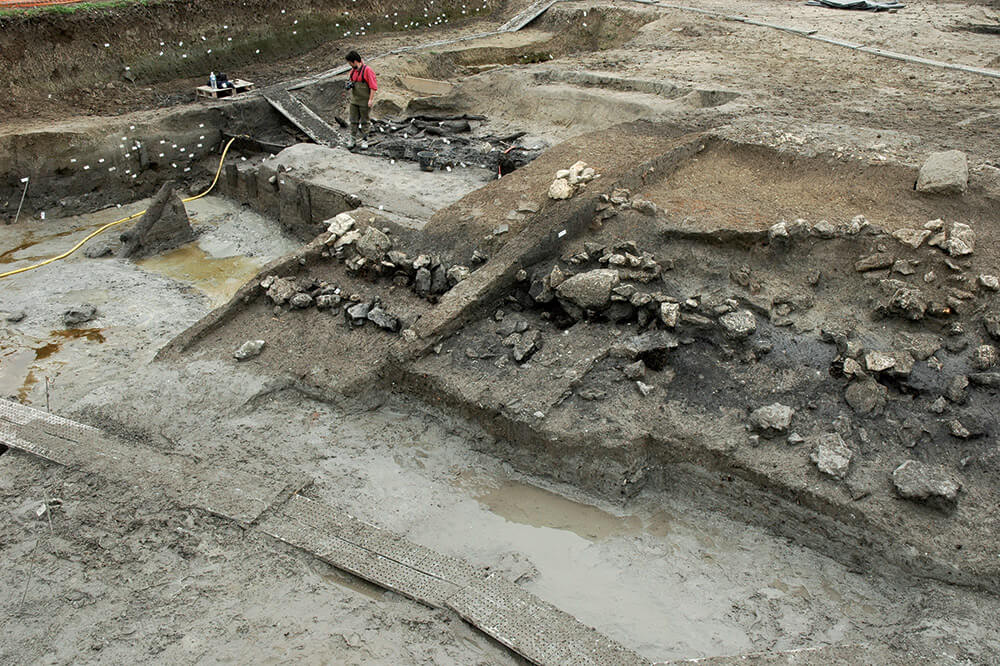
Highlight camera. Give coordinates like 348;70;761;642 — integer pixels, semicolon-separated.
345;81;354;90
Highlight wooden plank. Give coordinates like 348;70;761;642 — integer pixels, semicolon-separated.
262;87;342;147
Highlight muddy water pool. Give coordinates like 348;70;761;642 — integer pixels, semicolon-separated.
0;197;298;404
263;394;909;661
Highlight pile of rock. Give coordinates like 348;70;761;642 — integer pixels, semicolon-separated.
767;214;872;244
547;161;598;200
323;212;471;300
588;188;659;227
495;315;542;363
259;274;400;333
520;241;759;342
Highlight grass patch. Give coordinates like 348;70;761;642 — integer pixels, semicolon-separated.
0;0;159;18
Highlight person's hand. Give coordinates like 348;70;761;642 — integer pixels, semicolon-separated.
368;99;375;108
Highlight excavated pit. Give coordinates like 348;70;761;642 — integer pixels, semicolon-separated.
4;114;1000;666
3;1;1000;663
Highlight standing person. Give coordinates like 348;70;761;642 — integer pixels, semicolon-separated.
344;50;377;150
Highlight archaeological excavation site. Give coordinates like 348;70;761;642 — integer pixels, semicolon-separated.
2;0;1000;662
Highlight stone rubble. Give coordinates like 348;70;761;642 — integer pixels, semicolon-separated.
810;433;853;480
234;339;266;360
892;459;961;508
63;304;98;326
547;161;599;200
749;403;795;438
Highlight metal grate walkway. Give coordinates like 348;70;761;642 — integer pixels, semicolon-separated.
0;398;648;666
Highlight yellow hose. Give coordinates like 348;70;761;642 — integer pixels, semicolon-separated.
0;136;238;280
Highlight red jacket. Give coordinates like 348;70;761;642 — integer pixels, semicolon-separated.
349;64;378;90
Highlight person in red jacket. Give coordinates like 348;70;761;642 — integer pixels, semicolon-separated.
345;50;377;149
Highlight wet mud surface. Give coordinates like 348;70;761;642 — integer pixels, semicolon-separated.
3;0;1000;663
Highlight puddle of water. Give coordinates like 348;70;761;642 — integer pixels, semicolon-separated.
137;244;261;307
469;478;643;541
462;475;727;549
51;327;107;344
0;347;37;401
0;328;106;402
0;222;113;265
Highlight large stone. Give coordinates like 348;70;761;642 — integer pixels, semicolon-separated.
430;266;449;294
865;351;896;373
891;228;931;249
972;345;999;370
614;330;679;358
556;269;619;312
979;275;1000;291
63;304;97;326
768;221;789;241
659;302;679;328
623;360;645;379
347;302;372;325
946;375;969;403
512;329;541;363
414;267;432;295
234;339;266;360
447;265;471;285
325;212;356;238
719;310;757;340
119;181;194;260
266;278;298;305
548;178;574;200
812;219;836;238
855;253;894;272
885;286;927;321
289;292;314;309
984;312;1000;340
497;317;529;337
749;403;795;438
845;378;887;414
356;226;392;261
333;229;361;250
367;306;399;331
316;293;342;310
892;460;961;509
916;150;968;195
944;222;975;257
810;433;853;480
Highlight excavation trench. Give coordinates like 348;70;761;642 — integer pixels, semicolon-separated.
3;11;1000;659
0;194;971;660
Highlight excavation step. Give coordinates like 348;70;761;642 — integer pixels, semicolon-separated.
263;88;342;147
